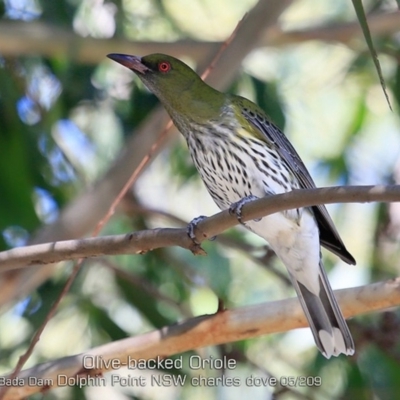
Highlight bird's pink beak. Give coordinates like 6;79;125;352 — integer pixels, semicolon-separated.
107;54;149;74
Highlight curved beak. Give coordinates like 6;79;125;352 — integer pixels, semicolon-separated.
107;54;149;74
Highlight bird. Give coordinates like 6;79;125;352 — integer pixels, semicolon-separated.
107;53;356;358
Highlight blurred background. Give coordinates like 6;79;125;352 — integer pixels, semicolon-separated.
1;0;400;398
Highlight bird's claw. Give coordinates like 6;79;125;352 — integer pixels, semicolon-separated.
229;195;261;224
187;215;216;245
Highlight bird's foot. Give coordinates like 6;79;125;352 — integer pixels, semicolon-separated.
187;215;216;245
229;195;261;224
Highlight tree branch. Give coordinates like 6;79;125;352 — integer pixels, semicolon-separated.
123;198;287;283
2;277;400;400
1;185;399;271
266;10;400;46
1;11;399;62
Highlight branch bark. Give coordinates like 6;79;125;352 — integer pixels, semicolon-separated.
1;277;400;400
1;11;399;62
1;185;399;271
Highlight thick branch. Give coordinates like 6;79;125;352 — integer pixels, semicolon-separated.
1;11;399;62
2;278;400;400
266;10;400;46
0;185;399;271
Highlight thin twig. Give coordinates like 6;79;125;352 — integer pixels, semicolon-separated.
0;260;84;399
199;13;247;81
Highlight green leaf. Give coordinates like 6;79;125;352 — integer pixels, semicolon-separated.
83;300;128;341
250;76;285;130
359;345;400;399
176;242;231;300
351;0;392;110
392;65;400;111
341;362;371;400
116;274;172;328
169;140;199;184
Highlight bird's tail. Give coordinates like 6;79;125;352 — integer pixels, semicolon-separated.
288;262;354;358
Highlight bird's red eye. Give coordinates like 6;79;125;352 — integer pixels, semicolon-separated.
158;61;171;73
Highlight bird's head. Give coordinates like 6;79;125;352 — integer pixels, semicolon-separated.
107;53;224;121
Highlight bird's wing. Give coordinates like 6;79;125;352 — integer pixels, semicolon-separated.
237;99;355;265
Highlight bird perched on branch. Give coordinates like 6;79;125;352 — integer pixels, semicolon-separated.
107;53;356;358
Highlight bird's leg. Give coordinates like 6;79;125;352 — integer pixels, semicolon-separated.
187;215;216;245
229;195;261;224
